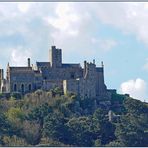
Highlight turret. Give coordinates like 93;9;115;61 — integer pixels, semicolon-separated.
95;61;106;96
83;61;96;79
6;62;10;81
49;46;62;68
84;60;87;77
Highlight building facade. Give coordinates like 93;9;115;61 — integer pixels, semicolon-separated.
0;45;114;99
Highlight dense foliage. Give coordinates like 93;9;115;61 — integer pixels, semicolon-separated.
0;89;147;146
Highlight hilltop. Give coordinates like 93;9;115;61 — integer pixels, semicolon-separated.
0;88;147;147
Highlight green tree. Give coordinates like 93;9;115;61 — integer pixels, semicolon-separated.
66;116;94;146
115;114;148;146
6;107;25;123
43;112;69;144
2;135;28;146
0;112;20;145
93;109;116;145
28;103;52;128
22;120;41;145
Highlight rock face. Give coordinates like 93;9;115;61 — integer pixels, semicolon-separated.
0;45;115;100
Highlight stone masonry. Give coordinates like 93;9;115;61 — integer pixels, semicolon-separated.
0;45;114;100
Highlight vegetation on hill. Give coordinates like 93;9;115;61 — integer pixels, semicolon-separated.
0;89;147;146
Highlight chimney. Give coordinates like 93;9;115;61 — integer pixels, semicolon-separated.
93;59;95;64
0;69;4;80
28;58;31;67
101;61;104;68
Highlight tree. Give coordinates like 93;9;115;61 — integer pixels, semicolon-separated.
114;114;148;146
22;120;41;145
2;135;28;146
113;97;148;146
123;97;148;115
93;109;116;145
27;103;52;128
0;113;11;141
43;112;70;144
0;112;20;145
6;107;25;123
66;116;94;146
94;139;101;147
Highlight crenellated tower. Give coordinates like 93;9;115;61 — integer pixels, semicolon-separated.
49;46;62;68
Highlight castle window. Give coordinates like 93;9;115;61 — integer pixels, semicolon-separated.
70;73;75;79
21;84;24;93
29;84;32;91
14;84;17;92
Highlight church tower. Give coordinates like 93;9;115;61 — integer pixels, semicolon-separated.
49;46;62;68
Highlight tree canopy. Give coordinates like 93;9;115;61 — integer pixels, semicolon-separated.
0;89;147;146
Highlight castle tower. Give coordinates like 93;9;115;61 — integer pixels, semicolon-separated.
83;61;96;79
95;61;107;97
49;46;62;68
82;61;97;98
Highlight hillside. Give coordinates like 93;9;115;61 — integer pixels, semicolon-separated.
0;89;147;146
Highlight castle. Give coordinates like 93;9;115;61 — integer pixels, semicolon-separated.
0;45;115;100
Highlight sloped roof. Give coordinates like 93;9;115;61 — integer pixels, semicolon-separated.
36;62;50;67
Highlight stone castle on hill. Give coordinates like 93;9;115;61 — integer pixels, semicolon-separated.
0;45;116;100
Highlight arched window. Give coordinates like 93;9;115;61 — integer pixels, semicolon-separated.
29;84;31;91
14;84;17;92
21;84;24;93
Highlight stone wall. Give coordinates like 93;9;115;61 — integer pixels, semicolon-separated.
63;61;108;100
63;79;79;95
1;45;110;101
9;67;35;93
43;79;63;91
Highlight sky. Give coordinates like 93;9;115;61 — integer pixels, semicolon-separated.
0;2;148;102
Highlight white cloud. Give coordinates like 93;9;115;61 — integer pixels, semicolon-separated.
10;47;32;66
17;3;31;13
1;2;148;101
91;2;148;45
0;2;121;65
120;78;148;102
45;3;80;37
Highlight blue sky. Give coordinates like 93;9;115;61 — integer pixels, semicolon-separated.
1;2;148;102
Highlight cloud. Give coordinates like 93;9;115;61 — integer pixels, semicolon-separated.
1;2;148;100
120;78;148;102
44;3;80;38
10;47;32;66
17;2;31;13
0;2;122;66
91;3;148;46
